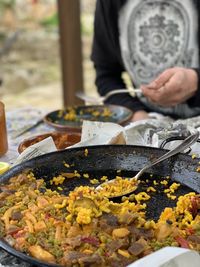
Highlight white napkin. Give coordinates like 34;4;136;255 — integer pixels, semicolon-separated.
127;247;200;267
69;120;126;148
13;137;57;166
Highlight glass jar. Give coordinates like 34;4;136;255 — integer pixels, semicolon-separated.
0;102;8;156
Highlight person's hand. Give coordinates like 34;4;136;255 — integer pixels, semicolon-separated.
141;67;198;107
131;110;149;121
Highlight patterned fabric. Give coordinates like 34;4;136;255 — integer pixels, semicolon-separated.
119;0;200;118
119;0;199;86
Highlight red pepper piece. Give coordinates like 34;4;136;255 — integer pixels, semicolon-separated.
175;236;190;248
186;228;195;235
190;197;198;217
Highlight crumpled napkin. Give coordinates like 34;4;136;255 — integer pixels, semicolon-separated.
70;121;126;147
12;112;200;165
69;113;200;156
13;137;57;166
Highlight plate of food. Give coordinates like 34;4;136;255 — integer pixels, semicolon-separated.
18;132;81;153
43;105;133;132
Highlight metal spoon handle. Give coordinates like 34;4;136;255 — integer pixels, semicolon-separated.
105;88;142;99
76;88;142;103
76;92;103;103
135;131;199;179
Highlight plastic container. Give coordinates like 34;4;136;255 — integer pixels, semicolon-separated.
0;102;8;156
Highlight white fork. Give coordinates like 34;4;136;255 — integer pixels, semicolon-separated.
76;88;142;104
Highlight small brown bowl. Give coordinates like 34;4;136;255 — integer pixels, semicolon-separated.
18;132;81;153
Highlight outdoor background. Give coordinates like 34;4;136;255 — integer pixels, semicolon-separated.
0;0;96;110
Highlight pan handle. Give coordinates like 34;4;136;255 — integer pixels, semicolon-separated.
160;135;200;154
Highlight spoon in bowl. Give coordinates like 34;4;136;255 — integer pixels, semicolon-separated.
96;132;200;198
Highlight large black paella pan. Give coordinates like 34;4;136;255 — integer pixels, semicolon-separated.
0;145;200;267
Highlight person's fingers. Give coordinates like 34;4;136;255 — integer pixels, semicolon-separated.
142;86;162;99
142;90;162;105
141;68;175;91
144;89;184;107
141;84;158;91
143;83;177;106
141;82;158;90
141;68;198;107
149;68;175;88
164;71;183;90
143;70;182;102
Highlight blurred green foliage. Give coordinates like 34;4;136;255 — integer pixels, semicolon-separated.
40;13;58;28
0;0;15;9
40;12;93;37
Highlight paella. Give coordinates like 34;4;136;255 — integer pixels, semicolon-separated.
0;170;200;267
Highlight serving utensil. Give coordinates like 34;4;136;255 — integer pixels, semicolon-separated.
13;119;44;138
97;131;200;198
76;88;142;104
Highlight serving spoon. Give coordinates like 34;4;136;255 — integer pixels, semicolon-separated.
97;131;200;198
76;88;142;104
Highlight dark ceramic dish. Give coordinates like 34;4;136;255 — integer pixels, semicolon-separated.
43;105;133;132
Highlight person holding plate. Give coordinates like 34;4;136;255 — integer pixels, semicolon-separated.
91;0;200;121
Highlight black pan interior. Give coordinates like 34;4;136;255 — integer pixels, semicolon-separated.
1;145;200;219
0;145;200;266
